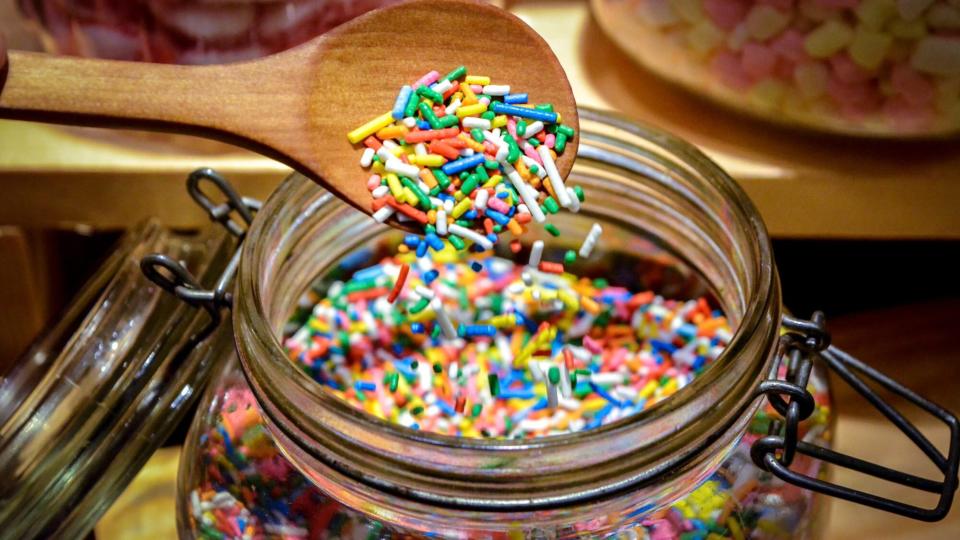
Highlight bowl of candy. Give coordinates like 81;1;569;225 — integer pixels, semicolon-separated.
591;0;960;137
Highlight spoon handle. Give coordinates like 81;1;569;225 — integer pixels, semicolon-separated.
0;48;254;140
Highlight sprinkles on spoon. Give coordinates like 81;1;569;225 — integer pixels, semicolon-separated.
349;66;579;255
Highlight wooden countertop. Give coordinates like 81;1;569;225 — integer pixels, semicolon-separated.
2;0;960;238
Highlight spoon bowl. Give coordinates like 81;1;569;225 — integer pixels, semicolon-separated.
0;0;577;219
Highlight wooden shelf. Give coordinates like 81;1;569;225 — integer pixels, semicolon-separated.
1;0;959;238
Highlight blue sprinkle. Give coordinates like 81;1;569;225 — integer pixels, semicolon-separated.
423;269;440;284
441;153;485;175
418;120;432;130
651;339;678;354
590;382;623;407
471;261;484;272
490;102;558;123
411;322;425;334
463;324;497;337
500;388;538;400
485;209;510;225
404;234;421;247
392;85;412;120
463;209;478;220
692;356;706;370
425;233;445;251
352;264;384;281
355;381;376;392
436;399;457;416
486;233;497;243
339;248;372;270
411;423;420;430
416;240;429;258
496;191;510;199
504;93;529;104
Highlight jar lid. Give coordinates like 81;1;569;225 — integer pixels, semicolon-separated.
0;219;238;539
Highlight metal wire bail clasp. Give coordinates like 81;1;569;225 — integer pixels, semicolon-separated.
752;312;960;521
140;168;261;342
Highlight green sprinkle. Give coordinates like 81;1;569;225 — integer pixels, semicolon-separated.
555;132;568;153
529;164;539;175
411;360;419;369
484;159;500;170
433;168;451;189
593;277;609;288
492;225;502;233
372;154;381;163
471;128;485;142
517;120;527;137
543;196;559;214
528;137;540;147
544;224;561;237
425;224;436;234
400;177;432;209
474;165;489;181
535;103;555;112
431;324;442;338
574;185;585;201
488;373;500;396
416;85;443;103
481;111;496;121
449;235;466;250
418;102;441;128
403;92;419;118
444;65;467;81
389;372;399;392
429;186;442;197
437;115;459;128
471;403;483;417
557;124;576;137
455;219;472;227
344;278;378;293
461;176;479;195
548;366;560;385
410;297;431;314
412;405;424;415
433;362;444;374
564;250;577;264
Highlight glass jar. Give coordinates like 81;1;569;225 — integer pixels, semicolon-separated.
591;0;960;137
177;107;837;538
0;219;237;539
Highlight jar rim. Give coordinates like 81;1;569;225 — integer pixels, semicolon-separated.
234;106;780;511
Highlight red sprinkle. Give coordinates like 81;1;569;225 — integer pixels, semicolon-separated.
387;264;410;303
510;240;522;253
363;136;382;150
404;127;460;143
428;141;461;160
386;196;429;223
539;261;565;274
443;80;460;99
515;213;532;224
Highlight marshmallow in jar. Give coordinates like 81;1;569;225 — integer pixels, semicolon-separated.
592;0;960;137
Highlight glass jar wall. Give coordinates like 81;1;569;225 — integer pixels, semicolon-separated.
591;0;960;137
176;108;835;538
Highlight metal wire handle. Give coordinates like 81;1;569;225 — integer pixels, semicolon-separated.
752;312;960;521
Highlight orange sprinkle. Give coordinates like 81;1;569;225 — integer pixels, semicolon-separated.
387;264;410;303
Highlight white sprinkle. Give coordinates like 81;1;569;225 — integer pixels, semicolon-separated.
483;84;510;96
567;313;596;339
371;185;390;198
381;140;399;151
385;159;420;178
537;145;572;208
579;223;603;258
566;187;581;212
264;524;309;536
445;97;462;116
559;355;573;398
367;174;381;191
443;198;454;213
529;240;544;267
590;372;627;385
522;121;544;138
376;146;396;162
474;189;489;210
372;206;395;223
529;361;545;383
403;116;417;128
414;142;428;156
436;209;448;236
448;223;493;250
522;155;547;178
432;299;458;339
431;79;453;94
546;380;559;410
360;147;375;168
502;162;546;223
414;285;435;300
462;117;492;130
495;335;513;366
460;148;475;156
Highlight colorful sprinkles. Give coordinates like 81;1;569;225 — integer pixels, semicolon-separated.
349;66;578;253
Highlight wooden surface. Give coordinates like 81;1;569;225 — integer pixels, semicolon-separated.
97;300;960;538
0;0;576;218
0;228;47;371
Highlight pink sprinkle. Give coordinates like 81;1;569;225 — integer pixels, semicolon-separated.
830;53;874;84
367;174;381;190
583;335;603;354
703;0;749;30
523;145;542;165
609;348;628;369
470;84;483;93
507;118;518;138
413;70;440;89
891;64;935;106
486;196;511;214
741;43;777;80
544;133;556;148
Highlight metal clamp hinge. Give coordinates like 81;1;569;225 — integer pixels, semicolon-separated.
140;168;259;333
751;312;960;521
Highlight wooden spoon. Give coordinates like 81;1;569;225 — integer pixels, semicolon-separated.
0;0;577;220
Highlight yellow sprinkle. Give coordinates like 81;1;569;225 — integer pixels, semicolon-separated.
457;133;485;152
465;75;491;85
372;161;385;174
506;218;523;236
408;307;437;323
639;380;659;400
402;187;419;206
581;296;601;314
482;174;503;189
456;103;488;118
451;197;473;218
727;517;745;540
347;111;394;144
427;209;437;224
558;290;580;311
581;398;608;412
461;84;479;105
385;173;404;198
492;114;508;128
488;314;517;328
411;154;447;167
662;378;678;395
